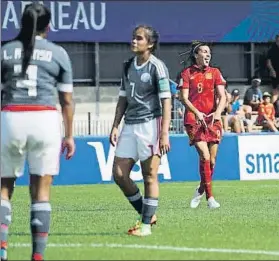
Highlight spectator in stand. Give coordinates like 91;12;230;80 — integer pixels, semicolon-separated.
243;76;263;113
242;76;263;130
223;89;245;133
256;92;278;132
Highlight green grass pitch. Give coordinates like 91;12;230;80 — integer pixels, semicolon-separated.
8;180;279;260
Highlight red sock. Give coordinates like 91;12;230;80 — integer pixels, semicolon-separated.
200;159;213;199
1;240;7;248
198;159;205;194
32;253;43;261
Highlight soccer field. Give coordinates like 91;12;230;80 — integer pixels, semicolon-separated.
8;180;279;260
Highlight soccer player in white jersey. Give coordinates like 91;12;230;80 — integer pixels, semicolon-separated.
1;3;75;260
109;25;172;237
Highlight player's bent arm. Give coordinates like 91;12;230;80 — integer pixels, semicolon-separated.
215;85;226;116
180;88;199;115
161;97;172;135
112;96;128;129
58;91;74;138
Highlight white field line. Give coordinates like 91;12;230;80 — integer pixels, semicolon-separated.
15;183;279;190
10;243;279;257
164;184;279;189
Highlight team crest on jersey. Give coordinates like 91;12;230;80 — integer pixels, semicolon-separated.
205;73;212;79
140;73;151;83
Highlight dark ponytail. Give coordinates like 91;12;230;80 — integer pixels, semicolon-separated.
15;3;51;77
178;41;209;67
17;8;37;76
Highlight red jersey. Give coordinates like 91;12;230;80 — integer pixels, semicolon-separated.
258;103;275;121
179;65;226;124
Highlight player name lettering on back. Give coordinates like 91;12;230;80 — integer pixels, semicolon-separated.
3;48;53;62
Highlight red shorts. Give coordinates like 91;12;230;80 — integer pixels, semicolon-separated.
185;119;223;146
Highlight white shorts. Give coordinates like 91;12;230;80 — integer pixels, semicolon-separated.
115;117;161;162
1;111;62;178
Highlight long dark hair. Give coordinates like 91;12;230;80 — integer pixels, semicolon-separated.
15;3;50;76
179;41;210;68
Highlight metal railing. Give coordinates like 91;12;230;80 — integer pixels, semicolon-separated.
61;113;114;136
73;118;114;136
69;98;185;136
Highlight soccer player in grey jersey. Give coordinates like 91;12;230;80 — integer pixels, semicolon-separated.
109;25;172;237
1;3;75;261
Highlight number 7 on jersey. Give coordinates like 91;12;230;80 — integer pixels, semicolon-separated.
130;82;135;97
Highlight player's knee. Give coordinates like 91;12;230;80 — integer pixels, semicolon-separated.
112;165;127;185
1;178;16;201
143;171;157;185
113;173;126;186
199;151;210;161
30;175;52;202
112;169;124;185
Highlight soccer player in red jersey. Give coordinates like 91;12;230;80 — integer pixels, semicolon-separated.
178;41;226;209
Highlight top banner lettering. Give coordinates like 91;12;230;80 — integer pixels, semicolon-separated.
2;1;279;43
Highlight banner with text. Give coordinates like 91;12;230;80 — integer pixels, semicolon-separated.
238;135;279;181
16;134;240;186
2;1;279;43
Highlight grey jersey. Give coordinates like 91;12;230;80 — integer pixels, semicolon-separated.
119;54;171;124
1;36;73;108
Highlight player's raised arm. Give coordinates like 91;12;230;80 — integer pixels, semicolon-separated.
57;47;75;159
110;70;128;146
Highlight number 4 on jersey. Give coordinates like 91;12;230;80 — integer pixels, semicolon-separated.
14;64;38;97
